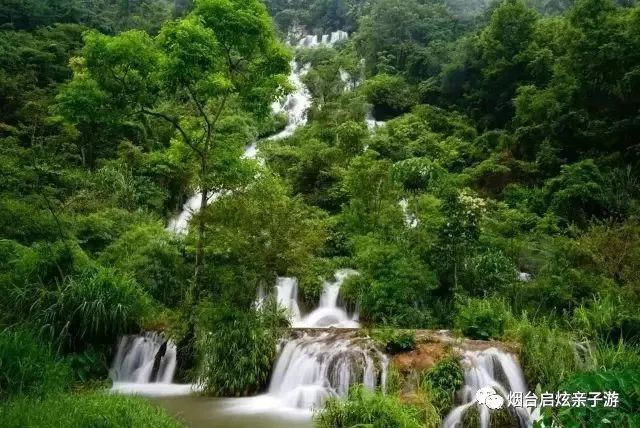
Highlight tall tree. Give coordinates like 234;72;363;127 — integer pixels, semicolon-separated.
56;0;291;297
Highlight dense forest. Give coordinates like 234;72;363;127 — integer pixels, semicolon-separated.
1;0;639;427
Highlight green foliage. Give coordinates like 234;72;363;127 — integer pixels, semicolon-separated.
100;224;188;306
421;356;465;415
543;159;610;226
0;392;183;428
12;267;149;351
314;386;437;428
362;74;416;119
455;297;509;340
460;249;517;297
573;294;640;344
196;301;288;396
372;329;417;354
346;237;438;327
542;368;640;427
201;173;327;307
506;316;581;390
0;328;71;399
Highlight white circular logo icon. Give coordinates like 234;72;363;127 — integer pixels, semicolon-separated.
475;386;505;409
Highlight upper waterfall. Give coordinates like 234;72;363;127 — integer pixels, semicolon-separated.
268;268;359;329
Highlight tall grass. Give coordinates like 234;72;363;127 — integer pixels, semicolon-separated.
13;267;149;351
0;328;71;399
505;315;581;391
0;392;184;427
314;386;439;428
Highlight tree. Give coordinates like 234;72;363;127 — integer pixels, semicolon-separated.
56;0;291;299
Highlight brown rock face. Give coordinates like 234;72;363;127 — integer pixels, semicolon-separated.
392;342;450;373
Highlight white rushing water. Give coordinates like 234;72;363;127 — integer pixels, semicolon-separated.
167;31;348;232
167;142;258;234
297;30;348;48
109;332;196;396
267;61;313;141
269;268;360;328
267;332;388;409
443;348;532;428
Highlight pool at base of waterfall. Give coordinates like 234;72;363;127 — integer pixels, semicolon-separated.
152;395;314;428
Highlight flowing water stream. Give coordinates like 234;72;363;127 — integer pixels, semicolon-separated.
111;29;532;428
443;348;534;428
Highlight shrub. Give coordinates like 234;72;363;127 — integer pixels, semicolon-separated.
372;329;417;354
505;316;581;391
386;332;417;354
362;74;416;120
541;369;640;428
196;301;288;396
14;267;150;351
421;356;464;416
455;298;509;340
100;224;188;306
0;328;71;399
392;158;447;191
460;249;517;297
314;386;436;428
349;237;438;328
542;159;609;227
0;392;183;427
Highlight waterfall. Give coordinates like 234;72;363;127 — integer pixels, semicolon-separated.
268;269;359;328
297;30;348;48
167;31;351;231
267;331;388;409
252;270;375;410
109;332;195;396
366;110;385;131
275;276;302;322
267;61;313;141
167;142;258;233
443;348;533;428
110;332;177;383
294;268;359;328
399;198;418;228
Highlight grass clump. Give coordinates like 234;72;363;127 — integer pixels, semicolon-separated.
12;266;150;351
0;391;183;427
372;329;417;354
420;356;464;416
196;300;288;396
0;327;71;399
542;368;640;428
314;386;437;428
505;316;580;391
455;297;509;340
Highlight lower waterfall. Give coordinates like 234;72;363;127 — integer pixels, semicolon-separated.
109;332;194;396
443;348;533;428
268;331;388;409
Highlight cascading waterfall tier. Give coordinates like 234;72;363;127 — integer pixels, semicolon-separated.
110;332;177;384
268;331;388;410
167;142;257;233
267;268;359;328
109;332;196;396
297;30;349;48
167;31;350;231
443;348;533;428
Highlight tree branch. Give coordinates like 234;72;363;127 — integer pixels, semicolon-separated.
140;108;202;157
